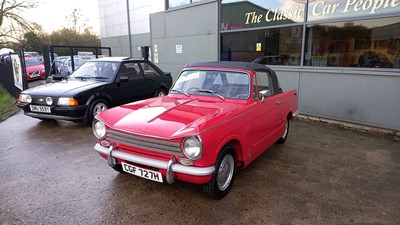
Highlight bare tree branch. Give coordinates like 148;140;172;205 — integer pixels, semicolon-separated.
0;0;38;44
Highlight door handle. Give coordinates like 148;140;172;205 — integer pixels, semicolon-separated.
275;100;282;105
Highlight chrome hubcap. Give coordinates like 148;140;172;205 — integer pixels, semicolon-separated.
217;154;234;191
94;103;107;116
282;120;288;139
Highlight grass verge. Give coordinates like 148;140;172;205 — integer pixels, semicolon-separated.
0;85;21;122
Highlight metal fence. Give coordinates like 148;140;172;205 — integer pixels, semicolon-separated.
0;45;112;98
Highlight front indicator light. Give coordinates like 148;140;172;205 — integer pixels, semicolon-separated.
58;97;78;106
100;140;111;147
179;158;194;166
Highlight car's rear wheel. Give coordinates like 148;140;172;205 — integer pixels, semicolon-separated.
276;117;290;144
88;99;108;124
204;146;237;199
154;89;167;97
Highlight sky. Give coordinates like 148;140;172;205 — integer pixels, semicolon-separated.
28;0;100;34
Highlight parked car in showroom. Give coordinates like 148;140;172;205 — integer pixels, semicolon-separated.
93;61;299;199
25;56;46;81
17;57;172;124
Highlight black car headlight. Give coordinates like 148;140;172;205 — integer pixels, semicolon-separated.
182;136;203;160
18;93;32;103
93;120;106;139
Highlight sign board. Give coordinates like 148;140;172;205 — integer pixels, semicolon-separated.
11;54;23;90
78;52;94;63
256;43;262;52
176;44;183;54
154;53;159;63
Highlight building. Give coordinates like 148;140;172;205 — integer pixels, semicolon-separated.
98;0;400;131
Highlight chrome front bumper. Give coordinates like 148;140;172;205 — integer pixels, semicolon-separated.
94;143;215;184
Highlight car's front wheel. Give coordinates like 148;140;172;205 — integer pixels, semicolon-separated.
154;89;167;97
88;99;108;124
204;146;237;199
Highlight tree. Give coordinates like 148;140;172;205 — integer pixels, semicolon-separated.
0;0;38;46
48;28;100;56
65;8;91;34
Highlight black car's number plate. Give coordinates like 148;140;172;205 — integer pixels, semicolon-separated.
30;105;51;113
121;162;163;183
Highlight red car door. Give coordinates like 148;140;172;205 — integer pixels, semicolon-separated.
250;70;284;159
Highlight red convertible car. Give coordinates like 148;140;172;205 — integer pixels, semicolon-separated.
93;61;299;199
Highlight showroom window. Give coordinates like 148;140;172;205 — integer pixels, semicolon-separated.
304;17;400;68
221;26;303;65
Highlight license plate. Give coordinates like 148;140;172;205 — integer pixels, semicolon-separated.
121;162;163;183
30;105;51;113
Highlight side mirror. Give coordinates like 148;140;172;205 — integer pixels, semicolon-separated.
259;89;272;102
165;72;171;77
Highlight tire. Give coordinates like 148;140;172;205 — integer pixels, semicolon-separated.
276;117;290;144
204;146;237;199
154;89;167;97
87;99;108;124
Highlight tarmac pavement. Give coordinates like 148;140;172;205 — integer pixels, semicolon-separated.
0;112;399;225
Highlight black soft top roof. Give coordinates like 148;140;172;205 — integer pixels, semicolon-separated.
183;61;283;95
184;61;269;71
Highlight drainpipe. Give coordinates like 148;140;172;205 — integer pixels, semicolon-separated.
126;0;132;57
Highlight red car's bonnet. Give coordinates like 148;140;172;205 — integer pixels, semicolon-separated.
26;64;44;73
97;95;246;138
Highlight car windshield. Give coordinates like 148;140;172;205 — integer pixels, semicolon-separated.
25;58;41;66
68;61;119;81
171;70;250;100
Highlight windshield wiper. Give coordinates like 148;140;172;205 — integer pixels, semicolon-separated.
92;76;109;80
197;89;225;100
72;75;93;80
170;89;190;97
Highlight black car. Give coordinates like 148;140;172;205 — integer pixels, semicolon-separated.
17;57;173;124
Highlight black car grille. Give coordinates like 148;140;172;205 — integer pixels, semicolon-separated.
107;130;182;156
31;95;59;106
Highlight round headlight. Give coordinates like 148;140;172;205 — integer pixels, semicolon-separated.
182;136;203;160
45;97;53;105
93;120;106;139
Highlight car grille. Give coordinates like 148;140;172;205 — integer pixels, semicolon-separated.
107;130;182;156
28;71;40;75
31;95;59;105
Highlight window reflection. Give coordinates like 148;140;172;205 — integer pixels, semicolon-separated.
221;26;302;65
304;17;400;68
